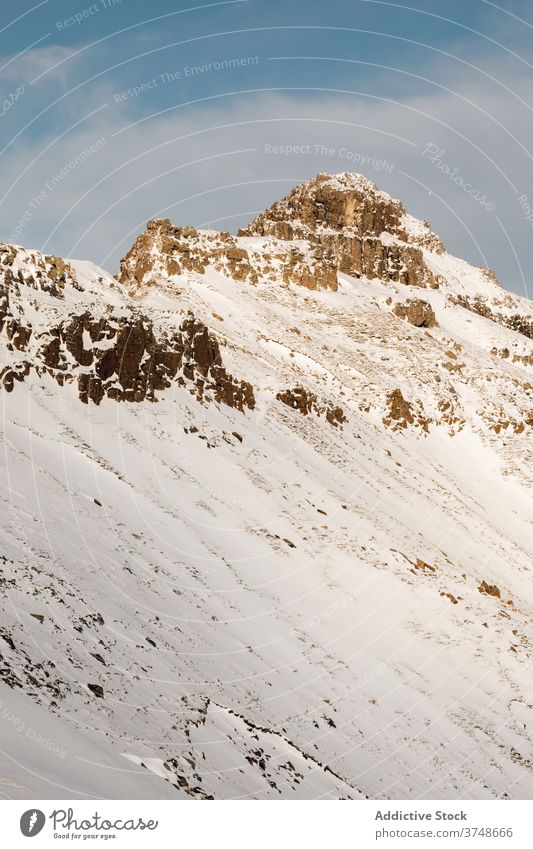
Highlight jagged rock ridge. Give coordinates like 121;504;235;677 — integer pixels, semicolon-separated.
239;172;444;287
0;244;254;410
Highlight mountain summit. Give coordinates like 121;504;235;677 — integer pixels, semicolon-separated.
241;171;444;249
0;173;532;799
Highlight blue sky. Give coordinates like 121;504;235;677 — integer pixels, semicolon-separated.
2;0;533;296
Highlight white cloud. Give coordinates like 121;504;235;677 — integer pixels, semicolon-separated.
1;52;533;297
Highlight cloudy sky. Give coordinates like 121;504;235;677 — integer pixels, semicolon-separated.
2;0;533;296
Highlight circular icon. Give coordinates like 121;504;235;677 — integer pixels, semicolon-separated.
20;810;46;837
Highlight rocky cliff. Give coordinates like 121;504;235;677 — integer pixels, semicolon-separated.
239;172;445;287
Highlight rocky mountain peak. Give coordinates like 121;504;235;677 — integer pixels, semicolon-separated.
1;171;531;416
118;172;453;294
235;171;444;288
240;171;445;252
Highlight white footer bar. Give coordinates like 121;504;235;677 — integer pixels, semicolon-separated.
2;799;531;848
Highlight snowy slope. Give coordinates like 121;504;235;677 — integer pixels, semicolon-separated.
0;173;532;800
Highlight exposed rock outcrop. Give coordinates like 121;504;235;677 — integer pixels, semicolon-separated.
277;386;347;428
393;298;437;328
478;581;501;598
1;243;81;298
1;298;254;411
118;218;339;292
383;388;431;433
118;219;258;288
118;174;451;294
240;172;443;288
240;173;443;248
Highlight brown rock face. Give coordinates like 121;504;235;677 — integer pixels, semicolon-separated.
393;299;437;328
0;246;88;377
72;313;255;410
118;218;339;292
478;581;501;598
240;173;442;288
179;315;255;411
385;388;415;428
241;172;410;239
383;388;431;432
277;386;316;415
276;386;346;428
118;219;258;288
277;245;338;291
1;289;255;411
0;243;81;298
0;361;31;393
73;314;182;405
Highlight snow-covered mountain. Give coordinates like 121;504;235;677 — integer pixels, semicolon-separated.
0;172;532;800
